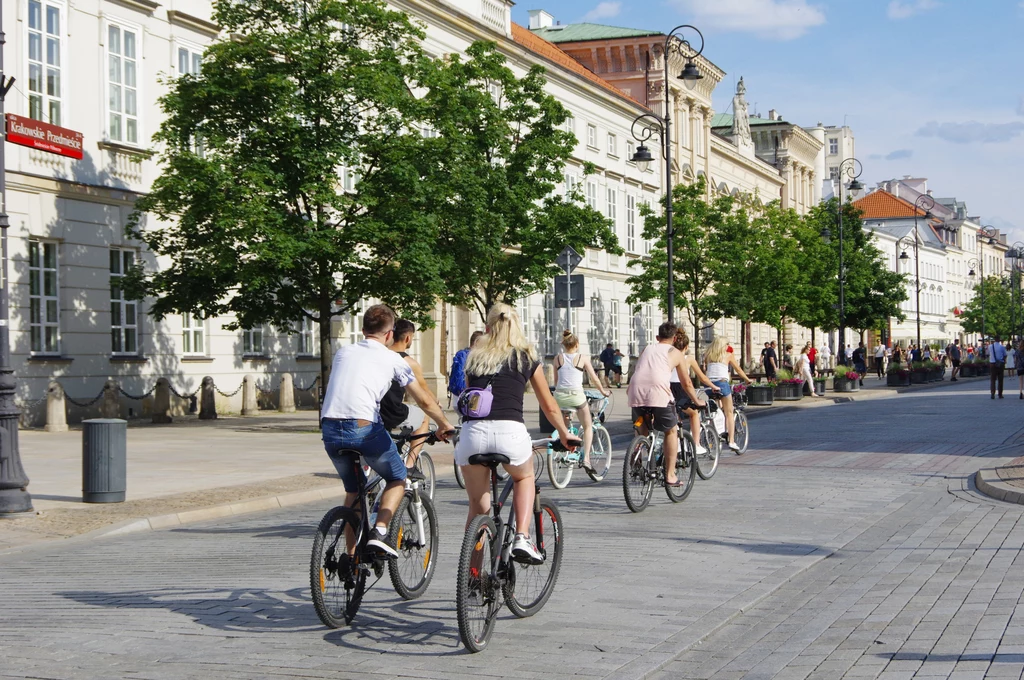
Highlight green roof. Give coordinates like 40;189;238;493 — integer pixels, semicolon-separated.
530;23;661;43
711;113;788;128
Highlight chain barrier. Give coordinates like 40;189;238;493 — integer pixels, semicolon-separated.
64;388;106;409
295;375;320;392
118;385;157;401
167;383;202;400
214;381;244;398
16;396;47;411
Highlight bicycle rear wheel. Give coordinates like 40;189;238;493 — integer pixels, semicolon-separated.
696;415;721;480
454;461;466;489
505;498;564;617
734;412;749;454
411;451;435;500
586;426;613;482
456;514;500;653
310;506;366;628
547;445;574;489
666;430;697;503
622;435;654;513
387;493;438;600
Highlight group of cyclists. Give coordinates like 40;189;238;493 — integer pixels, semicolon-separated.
318;301;749;641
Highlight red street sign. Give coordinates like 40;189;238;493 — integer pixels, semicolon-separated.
5;114;83;160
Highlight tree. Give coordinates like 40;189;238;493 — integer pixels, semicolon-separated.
414;42;618;321
125;0;446;393
961;276;1013;339
626;176;741;356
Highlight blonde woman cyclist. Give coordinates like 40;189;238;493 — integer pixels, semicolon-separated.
703;337;752;453
455;303;579;563
670;328;714;454
553;330;611;473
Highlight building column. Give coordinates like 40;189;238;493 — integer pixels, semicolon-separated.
779;158;793;210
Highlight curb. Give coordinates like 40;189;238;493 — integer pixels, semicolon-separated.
975;468;1024;505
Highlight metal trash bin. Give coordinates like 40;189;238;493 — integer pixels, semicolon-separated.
82;418;127;503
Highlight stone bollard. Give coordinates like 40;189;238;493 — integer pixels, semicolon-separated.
45;380;68;433
278;373;296;413
241;374;259;416
100;379;120;419
199;376;217;420
543;362;555;387
152;378;172;424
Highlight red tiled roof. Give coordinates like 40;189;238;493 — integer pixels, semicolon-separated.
510;23;645;108
853;190;929;219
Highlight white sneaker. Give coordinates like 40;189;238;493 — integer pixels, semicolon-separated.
695;444;709;455
511;533;544;565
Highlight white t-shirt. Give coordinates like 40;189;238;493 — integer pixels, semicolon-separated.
321;339;415;422
874;345;885;358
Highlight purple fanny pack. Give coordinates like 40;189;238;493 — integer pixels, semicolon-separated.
457;375;496;418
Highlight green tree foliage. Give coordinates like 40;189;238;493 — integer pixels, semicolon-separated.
125;0;444;389
961;276;1014;339
414;42;618;321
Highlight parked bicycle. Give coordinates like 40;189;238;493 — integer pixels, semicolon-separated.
455;438;567;652
545;389;613;488
310;432;442;628
622;408;697;513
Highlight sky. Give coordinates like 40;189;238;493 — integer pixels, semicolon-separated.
510;0;1024;242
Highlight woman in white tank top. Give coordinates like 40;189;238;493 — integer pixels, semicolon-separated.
553;330;610;471
703;337;752;453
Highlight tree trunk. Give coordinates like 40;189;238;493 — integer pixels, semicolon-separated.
740;320;748;370
318;305;333;413
440;303;449;379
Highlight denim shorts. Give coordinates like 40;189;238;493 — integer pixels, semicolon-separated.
322;419;407;493
712;380;732;397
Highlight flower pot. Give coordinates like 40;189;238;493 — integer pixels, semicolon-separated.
910;371;927;384
813;380;827;397
929;369;942;382
833;377;859;393
887;373;911;387
961;364;976;378
773;383;803;401
976;364;990;377
747;385;774;406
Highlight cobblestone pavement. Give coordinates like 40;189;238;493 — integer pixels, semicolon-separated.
2;381;1022;679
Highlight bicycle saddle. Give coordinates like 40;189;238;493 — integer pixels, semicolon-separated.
468;453;511;467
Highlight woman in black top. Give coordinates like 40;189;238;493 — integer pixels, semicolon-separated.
454;303;578;564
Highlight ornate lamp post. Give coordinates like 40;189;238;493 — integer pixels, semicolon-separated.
967;225;998;341
896;194;935;351
818;157;863;361
0;0;31;515
629;25;705;326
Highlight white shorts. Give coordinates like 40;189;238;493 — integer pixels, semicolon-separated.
454;419;533;467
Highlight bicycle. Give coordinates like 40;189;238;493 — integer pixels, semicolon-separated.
690;389;723;480
546;389;613;488
455;439;567;652
701;386;749;457
311;432;442;628
365;430;437;516
453;426;511;489
621;409;697;513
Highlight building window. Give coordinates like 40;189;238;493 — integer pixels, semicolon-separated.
829;138;839;155
543;293;556;355
107;23;140;144
610;299;620;346
607;133;617;156
342;164;358;192
29;240;59;354
644;303;653;345
626;140;635;162
177;45;202;76
182;313;205;355
242;327;264;355
297;316;315;355
586;181;598;210
564;114;575;135
109;248;138;355
829;166;840;181
564;172;580;198
587;124;597;148
606;187;617;223
27;0;62;125
626;194;636;253
517;297;529;338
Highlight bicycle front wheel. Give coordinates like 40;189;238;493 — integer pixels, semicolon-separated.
696;416;721;480
734;412;749;454
310;506;366;628
666;430;697;503
505;498;564;618
622;435;654;513
456;514;500;653
532;444;547;480
547;445;574;489
388;493;439;600
412;451;435;500
454;461;466;489
586;426;613;482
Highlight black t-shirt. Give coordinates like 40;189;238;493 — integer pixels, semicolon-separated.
466;350;540;424
764;348;777;369
853;347;865;365
379;352;410;429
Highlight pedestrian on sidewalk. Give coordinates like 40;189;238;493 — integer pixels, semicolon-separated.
808;343;818;377
599;343;616;389
874;341;886;379
988;336;1007;399
947;339;962;381
853;342;867;387
764;341;778;380
613;349;624;388
892;345;903;366
818;341;832;371
1016;339;1024;399
795;346;820;397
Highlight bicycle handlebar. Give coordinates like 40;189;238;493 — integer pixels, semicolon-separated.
531;436;583;452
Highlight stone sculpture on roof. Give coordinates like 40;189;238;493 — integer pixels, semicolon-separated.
731;77;752;146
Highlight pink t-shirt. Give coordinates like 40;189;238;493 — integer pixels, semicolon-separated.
627;342;674;408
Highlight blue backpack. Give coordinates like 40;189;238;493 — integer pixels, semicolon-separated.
448;348;470;397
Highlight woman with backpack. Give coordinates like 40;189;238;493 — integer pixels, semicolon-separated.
552;330;610;474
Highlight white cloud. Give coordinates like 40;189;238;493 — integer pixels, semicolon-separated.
887;0;940;20
917;120;1024;144
1018;96;1024;116
670;0;826;40
581;1;622;22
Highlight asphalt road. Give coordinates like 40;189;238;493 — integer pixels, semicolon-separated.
2;379;1022;680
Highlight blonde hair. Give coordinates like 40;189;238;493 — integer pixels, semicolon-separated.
561;329;579;351
705;337;729;364
466;303;538;376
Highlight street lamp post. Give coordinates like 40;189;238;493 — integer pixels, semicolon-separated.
629;25;705;328
819;157;863;362
1009;241;1024;342
897;194;935;351
0;0;32;515
967;225;998;342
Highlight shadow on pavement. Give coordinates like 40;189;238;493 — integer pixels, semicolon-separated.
322;598;466;655
882;652;1024;663
170;522;314;540
670;535;823;556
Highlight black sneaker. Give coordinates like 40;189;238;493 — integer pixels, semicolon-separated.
367;528;398;558
406;466;426;482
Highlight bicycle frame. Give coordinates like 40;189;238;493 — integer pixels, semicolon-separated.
484;463;546;576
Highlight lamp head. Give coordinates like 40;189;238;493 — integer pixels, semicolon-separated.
678;61;702;90
969;268;976;277
820;226;831;243
900;250;909;260
631;143;654;173
847;178;864;192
